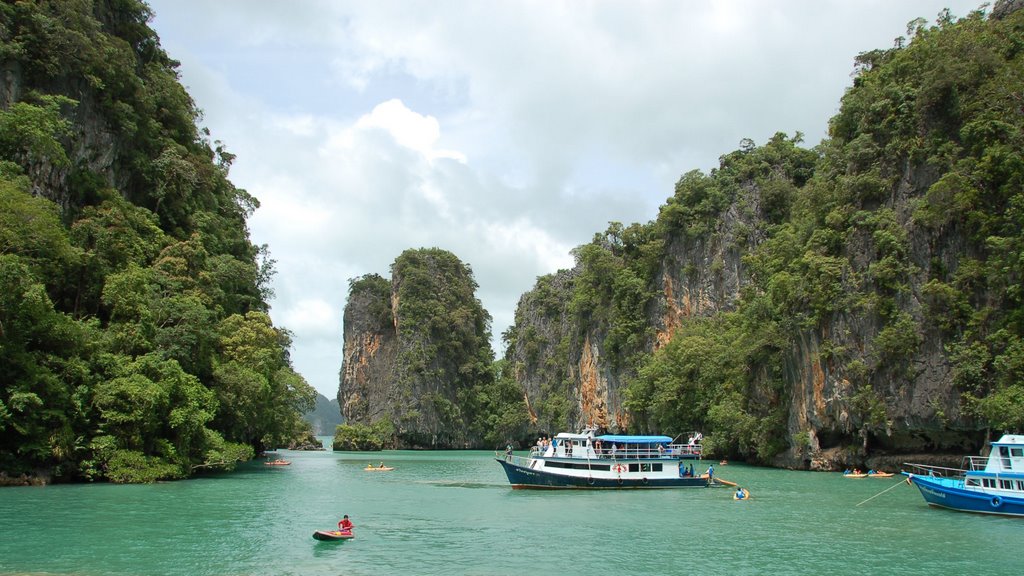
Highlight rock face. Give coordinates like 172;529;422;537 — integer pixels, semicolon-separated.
507;143;983;466
338;249;494;448
505;269;625;434
339;273;401;430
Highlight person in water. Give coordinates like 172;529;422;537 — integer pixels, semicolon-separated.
338;515;354;532
735;487;747;499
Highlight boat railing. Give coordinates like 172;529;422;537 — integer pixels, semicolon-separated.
963;456;989;471
560;444;702;459
903;462;966;478
667;443;703;458
496;451;533;468
509;443;703;462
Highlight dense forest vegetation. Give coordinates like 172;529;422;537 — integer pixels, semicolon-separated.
0;0;314;483
504;4;1024;464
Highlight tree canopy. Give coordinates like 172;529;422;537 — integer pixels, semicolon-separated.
0;0;314;483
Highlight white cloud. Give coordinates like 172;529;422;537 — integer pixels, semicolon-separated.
281;299;340;339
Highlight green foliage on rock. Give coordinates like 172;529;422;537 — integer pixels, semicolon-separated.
333;420;395;451
0;1;314;482
509;6;1024;462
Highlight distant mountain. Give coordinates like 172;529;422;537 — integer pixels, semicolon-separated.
304;394;344;435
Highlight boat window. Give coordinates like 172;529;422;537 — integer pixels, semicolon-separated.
1012;448;1023;458
640;463;651;472
1000;480;1013;490
543;461;610;472
628;463;639;472
983;478;996;488
1000;446;1011;468
653;463;663;472
1017;481;1024;491
966;478;980;487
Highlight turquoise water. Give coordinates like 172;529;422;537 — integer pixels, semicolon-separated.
1;444;1019;576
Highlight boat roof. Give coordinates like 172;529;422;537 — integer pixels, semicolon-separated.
553;432;592;440
992;434;1024;445
597;435;673;444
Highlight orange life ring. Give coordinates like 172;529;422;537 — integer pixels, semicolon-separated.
613;464;626;474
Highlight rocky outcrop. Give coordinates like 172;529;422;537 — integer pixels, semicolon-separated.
338;249;495;448
992;0;1024;19
504;269;629;435
339;274;400;431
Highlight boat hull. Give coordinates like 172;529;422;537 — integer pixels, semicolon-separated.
907;474;1024;517
496;458;708;489
313;530;354;541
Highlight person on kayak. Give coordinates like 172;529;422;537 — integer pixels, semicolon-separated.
338;515;354;532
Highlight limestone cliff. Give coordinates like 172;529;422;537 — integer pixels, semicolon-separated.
338;249;495;448
505;6;1024;468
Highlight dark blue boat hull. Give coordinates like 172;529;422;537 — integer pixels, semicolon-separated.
496;458;709;489
907;474;1024;517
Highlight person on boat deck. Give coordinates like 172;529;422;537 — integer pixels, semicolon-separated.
378;462;385;468
707;464;714;480
338;515;353;532
505;444;512;460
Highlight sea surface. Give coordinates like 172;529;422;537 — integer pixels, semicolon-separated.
1;439;1019;576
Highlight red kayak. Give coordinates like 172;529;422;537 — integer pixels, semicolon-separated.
312;530;354;541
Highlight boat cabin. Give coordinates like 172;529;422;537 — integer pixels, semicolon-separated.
538;430;700;460
983;435;1024;473
963;434;1024;495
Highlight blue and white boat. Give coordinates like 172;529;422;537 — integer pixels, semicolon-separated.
903;434;1024;517
495;428;709;489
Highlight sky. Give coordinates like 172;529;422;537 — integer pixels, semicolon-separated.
146;0;985;399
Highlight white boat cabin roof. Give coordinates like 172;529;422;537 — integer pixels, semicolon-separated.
993;434;1024;446
553;432;593;441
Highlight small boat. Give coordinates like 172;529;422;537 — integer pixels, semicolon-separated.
264;460;291;466
364;465;394;471
844;473;867;478
904;434;1024;517
312;530;354;541
495;428;707;489
868;471;894;478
